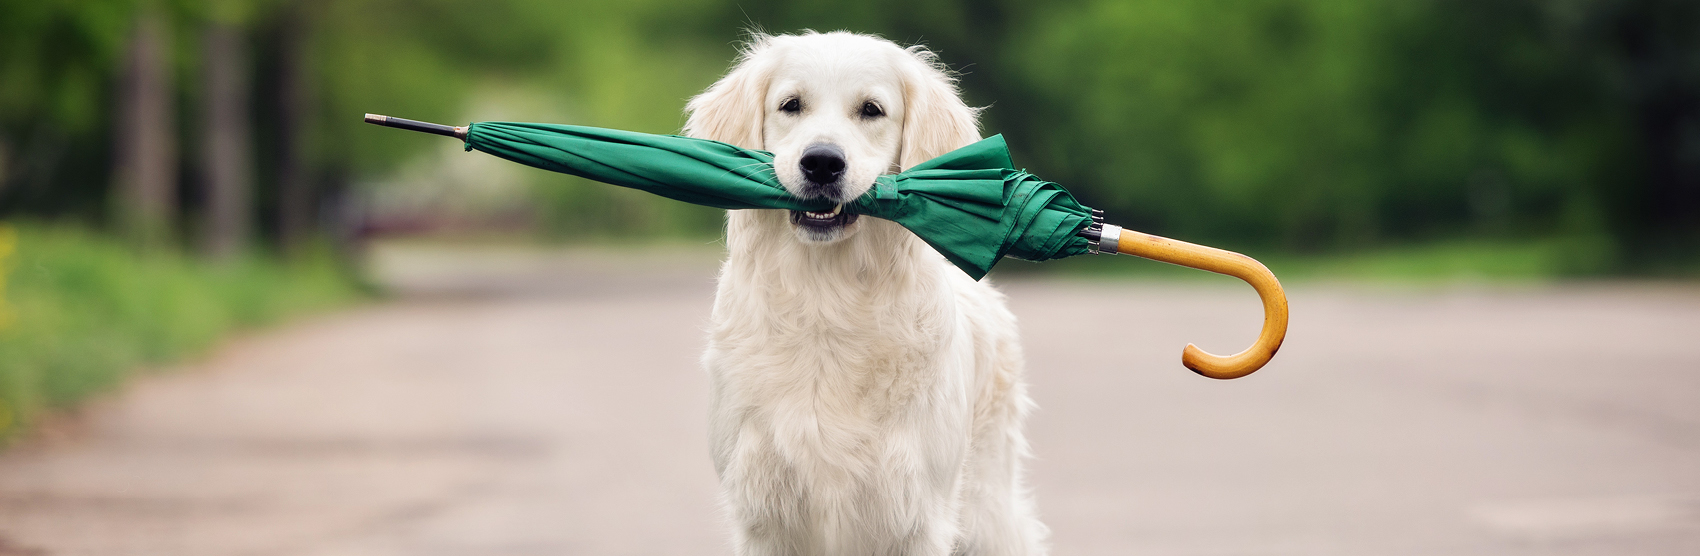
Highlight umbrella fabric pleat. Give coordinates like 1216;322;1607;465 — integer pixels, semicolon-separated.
464;121;1095;280
466;122;829;211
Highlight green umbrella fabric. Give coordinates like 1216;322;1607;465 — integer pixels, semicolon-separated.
463;121;1097;280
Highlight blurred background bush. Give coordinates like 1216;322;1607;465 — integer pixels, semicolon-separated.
0;223;356;436
3;0;1697;267
0;0;1697;433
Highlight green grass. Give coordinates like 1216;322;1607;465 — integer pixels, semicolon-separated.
1264;236;1620;283
992;235;1624;284
0;222;365;440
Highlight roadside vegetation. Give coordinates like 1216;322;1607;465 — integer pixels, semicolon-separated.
1012;235;1643;284
0;223;362;441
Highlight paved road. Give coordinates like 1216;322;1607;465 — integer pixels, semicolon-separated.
1;245;1697;555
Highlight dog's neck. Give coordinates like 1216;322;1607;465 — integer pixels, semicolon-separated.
718;209;947;309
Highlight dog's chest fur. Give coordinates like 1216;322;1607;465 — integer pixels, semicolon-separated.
703;216;981;548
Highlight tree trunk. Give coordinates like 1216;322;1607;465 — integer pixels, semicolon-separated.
275;9;313;254
200;22;253;259
113;12;177;245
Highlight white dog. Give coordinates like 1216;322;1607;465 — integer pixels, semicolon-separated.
686;32;1048;556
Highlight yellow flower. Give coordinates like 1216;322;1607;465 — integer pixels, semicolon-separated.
0;224;13;330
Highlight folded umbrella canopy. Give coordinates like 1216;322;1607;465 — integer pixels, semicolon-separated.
365;114;1287;379
461;120;1094;281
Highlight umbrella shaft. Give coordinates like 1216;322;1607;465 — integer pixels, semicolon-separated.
364;114;466;139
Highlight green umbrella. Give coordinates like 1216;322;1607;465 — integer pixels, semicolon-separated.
364;114;1287;379
458;120;1094;281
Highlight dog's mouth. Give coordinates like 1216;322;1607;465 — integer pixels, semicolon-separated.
789;204;858;231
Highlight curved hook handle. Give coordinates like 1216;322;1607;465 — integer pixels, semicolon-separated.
1105;226;1288;379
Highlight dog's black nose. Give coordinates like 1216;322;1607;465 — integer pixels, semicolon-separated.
799;144;847;186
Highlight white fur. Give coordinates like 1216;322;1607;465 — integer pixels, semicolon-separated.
687;32;1048;556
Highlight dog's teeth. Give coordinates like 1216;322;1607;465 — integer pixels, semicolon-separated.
799;206;843;220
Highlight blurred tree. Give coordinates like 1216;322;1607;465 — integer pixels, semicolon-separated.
0;0;1693;269
710;0;1696;269
198;15;253;259
1576;0;1700;264
271;1;313;254
112;9;177;245
0;0;133;220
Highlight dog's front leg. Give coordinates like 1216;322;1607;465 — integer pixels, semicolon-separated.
712;412;813;556
712;409;971;556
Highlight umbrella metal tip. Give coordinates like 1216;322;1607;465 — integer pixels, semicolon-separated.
363;113;387;124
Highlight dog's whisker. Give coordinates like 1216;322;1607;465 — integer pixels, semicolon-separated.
718;161;785;191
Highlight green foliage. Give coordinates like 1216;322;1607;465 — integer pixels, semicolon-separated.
303;0;735;238
1000;0;1625;252
0;0;132;136
0;0;1694;266
0;0;134;217
0;222;361;439
1021;236;1620;284
714;0;1696;267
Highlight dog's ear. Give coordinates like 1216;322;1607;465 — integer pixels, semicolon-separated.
898;46;982;170
684;36;774;149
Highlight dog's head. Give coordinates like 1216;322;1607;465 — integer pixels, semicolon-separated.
685;32;980;244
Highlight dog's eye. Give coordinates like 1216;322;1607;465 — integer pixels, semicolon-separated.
860;101;884;118
780;98;801;114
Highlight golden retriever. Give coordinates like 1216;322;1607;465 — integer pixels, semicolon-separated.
686;31;1048;556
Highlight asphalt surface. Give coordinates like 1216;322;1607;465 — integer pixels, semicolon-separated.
1;244;1697;555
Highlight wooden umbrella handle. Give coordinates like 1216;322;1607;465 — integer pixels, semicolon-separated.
1099;225;1288;379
